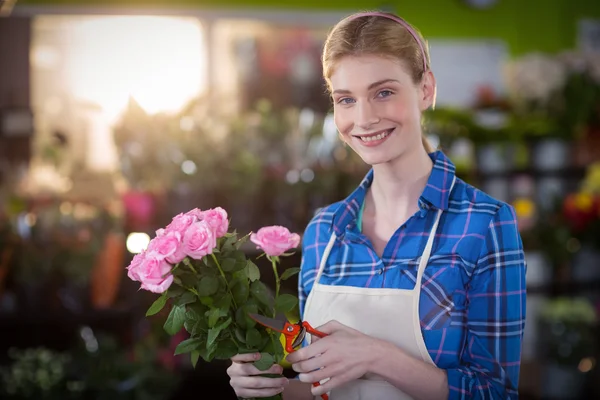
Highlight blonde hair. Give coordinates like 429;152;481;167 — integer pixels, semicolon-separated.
322;11;436;153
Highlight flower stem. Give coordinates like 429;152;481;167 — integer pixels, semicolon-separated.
211;252;238;309
270;256;280;318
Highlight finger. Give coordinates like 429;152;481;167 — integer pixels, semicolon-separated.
286;339;328;364
237;362;284;377
231;352;260;363
234;386;286;398
231;376;288;398
311;372;353;397
292;355;326;374
232;375;289;390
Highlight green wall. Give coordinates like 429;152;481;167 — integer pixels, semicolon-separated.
17;0;600;55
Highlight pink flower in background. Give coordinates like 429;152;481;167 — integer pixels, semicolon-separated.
250;226;301;257
202;207;229;237
147;230;186;264
165;213;196;237
127;251;173;293
183;220;217;259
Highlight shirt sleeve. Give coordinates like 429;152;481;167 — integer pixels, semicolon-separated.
446;203;527;399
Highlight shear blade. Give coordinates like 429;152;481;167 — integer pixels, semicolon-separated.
292;325;306;348
248;313;286;331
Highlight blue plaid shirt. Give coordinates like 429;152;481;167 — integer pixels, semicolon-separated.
298;151;526;399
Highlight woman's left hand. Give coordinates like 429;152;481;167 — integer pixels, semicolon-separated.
286;320;382;397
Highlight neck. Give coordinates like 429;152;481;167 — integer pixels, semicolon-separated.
367;147;433;218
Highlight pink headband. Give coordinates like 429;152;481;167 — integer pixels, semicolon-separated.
345;12;428;72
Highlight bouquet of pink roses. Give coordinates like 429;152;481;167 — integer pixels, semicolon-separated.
126;207;301;397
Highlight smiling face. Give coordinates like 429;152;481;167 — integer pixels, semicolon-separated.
329;54;435;166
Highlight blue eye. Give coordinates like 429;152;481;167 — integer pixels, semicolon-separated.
337;97;355;105
377;90;393;98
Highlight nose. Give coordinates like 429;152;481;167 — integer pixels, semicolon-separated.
355;100;380;130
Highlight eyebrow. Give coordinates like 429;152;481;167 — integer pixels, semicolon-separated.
332;79;400;95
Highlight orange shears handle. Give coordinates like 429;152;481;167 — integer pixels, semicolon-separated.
283;321;329;400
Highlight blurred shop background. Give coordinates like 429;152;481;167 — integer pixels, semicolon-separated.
0;0;599;399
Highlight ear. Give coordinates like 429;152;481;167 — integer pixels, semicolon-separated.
419;70;437;111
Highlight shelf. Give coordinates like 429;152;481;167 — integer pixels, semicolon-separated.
475;166;587;180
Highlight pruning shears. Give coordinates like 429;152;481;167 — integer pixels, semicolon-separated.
249;313;329;400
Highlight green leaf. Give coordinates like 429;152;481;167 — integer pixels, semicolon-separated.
253;353;275;371
163;304;186;335
245;328;262;348
280;267;300;281
199;296;213;306
246;260;260;282
207;328;220;349
221;258;236;272
206;308;222;328
199;342;217;362
176;291;197;307
146;293;168;316
184;303;208;334
250;281;273;307
207;318;232;349
262;334;284;356
215;293;232;314
221;235;237;252
275;294;298;314
214;339;239;360
235;327;247;344
215;317;233;331
235;303;258;329
167;285;185;298
231;278;249;305
174;338;202;355
235;232;251;249
197;276;219;296
191;351;200;368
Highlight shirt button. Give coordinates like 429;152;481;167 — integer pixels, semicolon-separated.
377;269;383;275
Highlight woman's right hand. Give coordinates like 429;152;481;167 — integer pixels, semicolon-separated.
227;353;289;398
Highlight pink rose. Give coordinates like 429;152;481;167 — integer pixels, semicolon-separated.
183;220;217;259
147;230;185;264
185;208;204;221
202;207;229;238
165;213;196;237
127;251;173;293
126;252;146;281
250;226;301;257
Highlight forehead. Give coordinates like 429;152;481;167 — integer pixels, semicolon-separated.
329;54;411;91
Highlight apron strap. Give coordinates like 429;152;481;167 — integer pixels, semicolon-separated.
314;232;337;285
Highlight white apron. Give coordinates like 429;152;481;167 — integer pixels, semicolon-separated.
303;207;444;400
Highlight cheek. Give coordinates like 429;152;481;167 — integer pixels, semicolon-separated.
333;108;353;134
382;97;419;124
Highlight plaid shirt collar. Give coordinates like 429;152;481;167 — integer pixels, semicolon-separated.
332;150;457;236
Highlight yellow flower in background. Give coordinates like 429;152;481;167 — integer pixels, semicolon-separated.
581;162;600;194
513;198;535;219
574;192;594;212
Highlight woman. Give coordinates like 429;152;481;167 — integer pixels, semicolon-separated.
228;10;526;400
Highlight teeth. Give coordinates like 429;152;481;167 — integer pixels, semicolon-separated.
359;130;391;142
